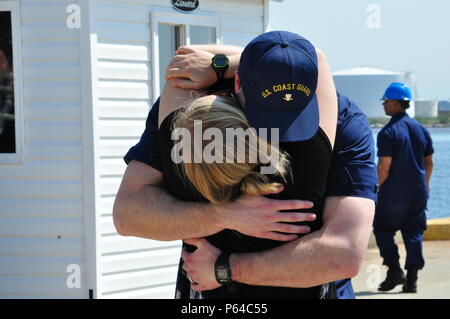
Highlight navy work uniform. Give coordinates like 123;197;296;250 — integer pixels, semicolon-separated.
124;91;378;299
374;112;434;271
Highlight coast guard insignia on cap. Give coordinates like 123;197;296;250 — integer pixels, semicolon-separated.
283;94;294;102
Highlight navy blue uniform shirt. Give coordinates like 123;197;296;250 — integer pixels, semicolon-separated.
377;112;434;202
124;92;378;299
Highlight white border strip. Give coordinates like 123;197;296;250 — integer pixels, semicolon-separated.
79;0;102;299
0;1;24;164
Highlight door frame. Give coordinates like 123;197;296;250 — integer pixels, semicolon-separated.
150;10;222;102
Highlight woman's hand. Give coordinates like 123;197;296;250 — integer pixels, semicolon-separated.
181;238;222;292
212;188;316;241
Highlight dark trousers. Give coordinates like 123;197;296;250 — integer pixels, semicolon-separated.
373;199;427;270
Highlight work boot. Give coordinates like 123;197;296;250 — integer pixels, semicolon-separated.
402;268;418;293
378;262;406;292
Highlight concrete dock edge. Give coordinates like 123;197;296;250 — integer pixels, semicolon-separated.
424;217;450;241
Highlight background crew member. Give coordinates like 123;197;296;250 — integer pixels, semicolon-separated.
375;82;434;293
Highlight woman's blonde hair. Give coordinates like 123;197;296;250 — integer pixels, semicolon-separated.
172;95;290;204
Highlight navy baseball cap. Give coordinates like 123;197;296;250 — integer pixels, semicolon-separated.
238;31;319;142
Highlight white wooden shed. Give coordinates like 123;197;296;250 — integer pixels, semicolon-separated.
0;0;282;299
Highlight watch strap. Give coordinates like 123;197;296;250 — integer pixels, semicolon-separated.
215;68;226;81
211;54;229;82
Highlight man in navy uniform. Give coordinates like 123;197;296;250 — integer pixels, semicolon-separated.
114;31;378;299
375;83;434;293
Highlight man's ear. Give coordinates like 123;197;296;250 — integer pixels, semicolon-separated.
234;71;241;94
234;71;246;108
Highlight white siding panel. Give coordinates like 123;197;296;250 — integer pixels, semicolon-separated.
0;276;86;297
97;42;150;62
23;62;80;80
99;176;122;196
0;198;83;218
199;0;264;16
20;0;81;19
102;246;181;274
0;179;83;198
0;159;82;179
221;14;262;34
97;20;150;43
22;41;80;61
101;236;179;255
102;284;174;299
25;100;81;120
102;265;178;295
2;294;84;299
0;256;84;275
23;81;80;101
98;99;150;119
98;61;150;81
0;238;84;257
26;120;82;141
126;0;265;17
99;197;115;216
100;215;116;236
222;30;260;47
26;140;82;159
98;81;150;100
98;139;139;158
21;6;72;21
94;0;263;16
96;0;151;23
22;24;80;41
0;217;83;237
99;119;146;138
99;158;127;176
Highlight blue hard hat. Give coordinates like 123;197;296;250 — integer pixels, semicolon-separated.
382;82;413;101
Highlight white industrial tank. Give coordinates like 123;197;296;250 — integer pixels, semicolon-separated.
333;67;416;118
415;100;438;118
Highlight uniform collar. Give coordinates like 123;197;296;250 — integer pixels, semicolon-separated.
391;112;408;122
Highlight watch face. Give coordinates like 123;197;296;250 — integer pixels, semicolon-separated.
213;55;229;68
217;269;229;279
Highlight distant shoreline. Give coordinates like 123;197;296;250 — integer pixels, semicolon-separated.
369;116;450;129
371;123;450;129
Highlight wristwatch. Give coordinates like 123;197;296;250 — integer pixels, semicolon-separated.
214;252;232;285
211;54;230;82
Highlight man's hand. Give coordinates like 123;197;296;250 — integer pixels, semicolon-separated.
377;156;392;187
214;189;316;242
182;238;222;292
165;46;216;90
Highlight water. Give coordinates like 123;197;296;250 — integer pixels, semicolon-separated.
372;128;450;220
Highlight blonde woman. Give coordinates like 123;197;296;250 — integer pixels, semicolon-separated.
171;94;291;205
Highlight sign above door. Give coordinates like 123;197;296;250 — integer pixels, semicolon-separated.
171;0;199;12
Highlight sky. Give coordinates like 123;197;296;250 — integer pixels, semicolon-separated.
268;0;450;100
